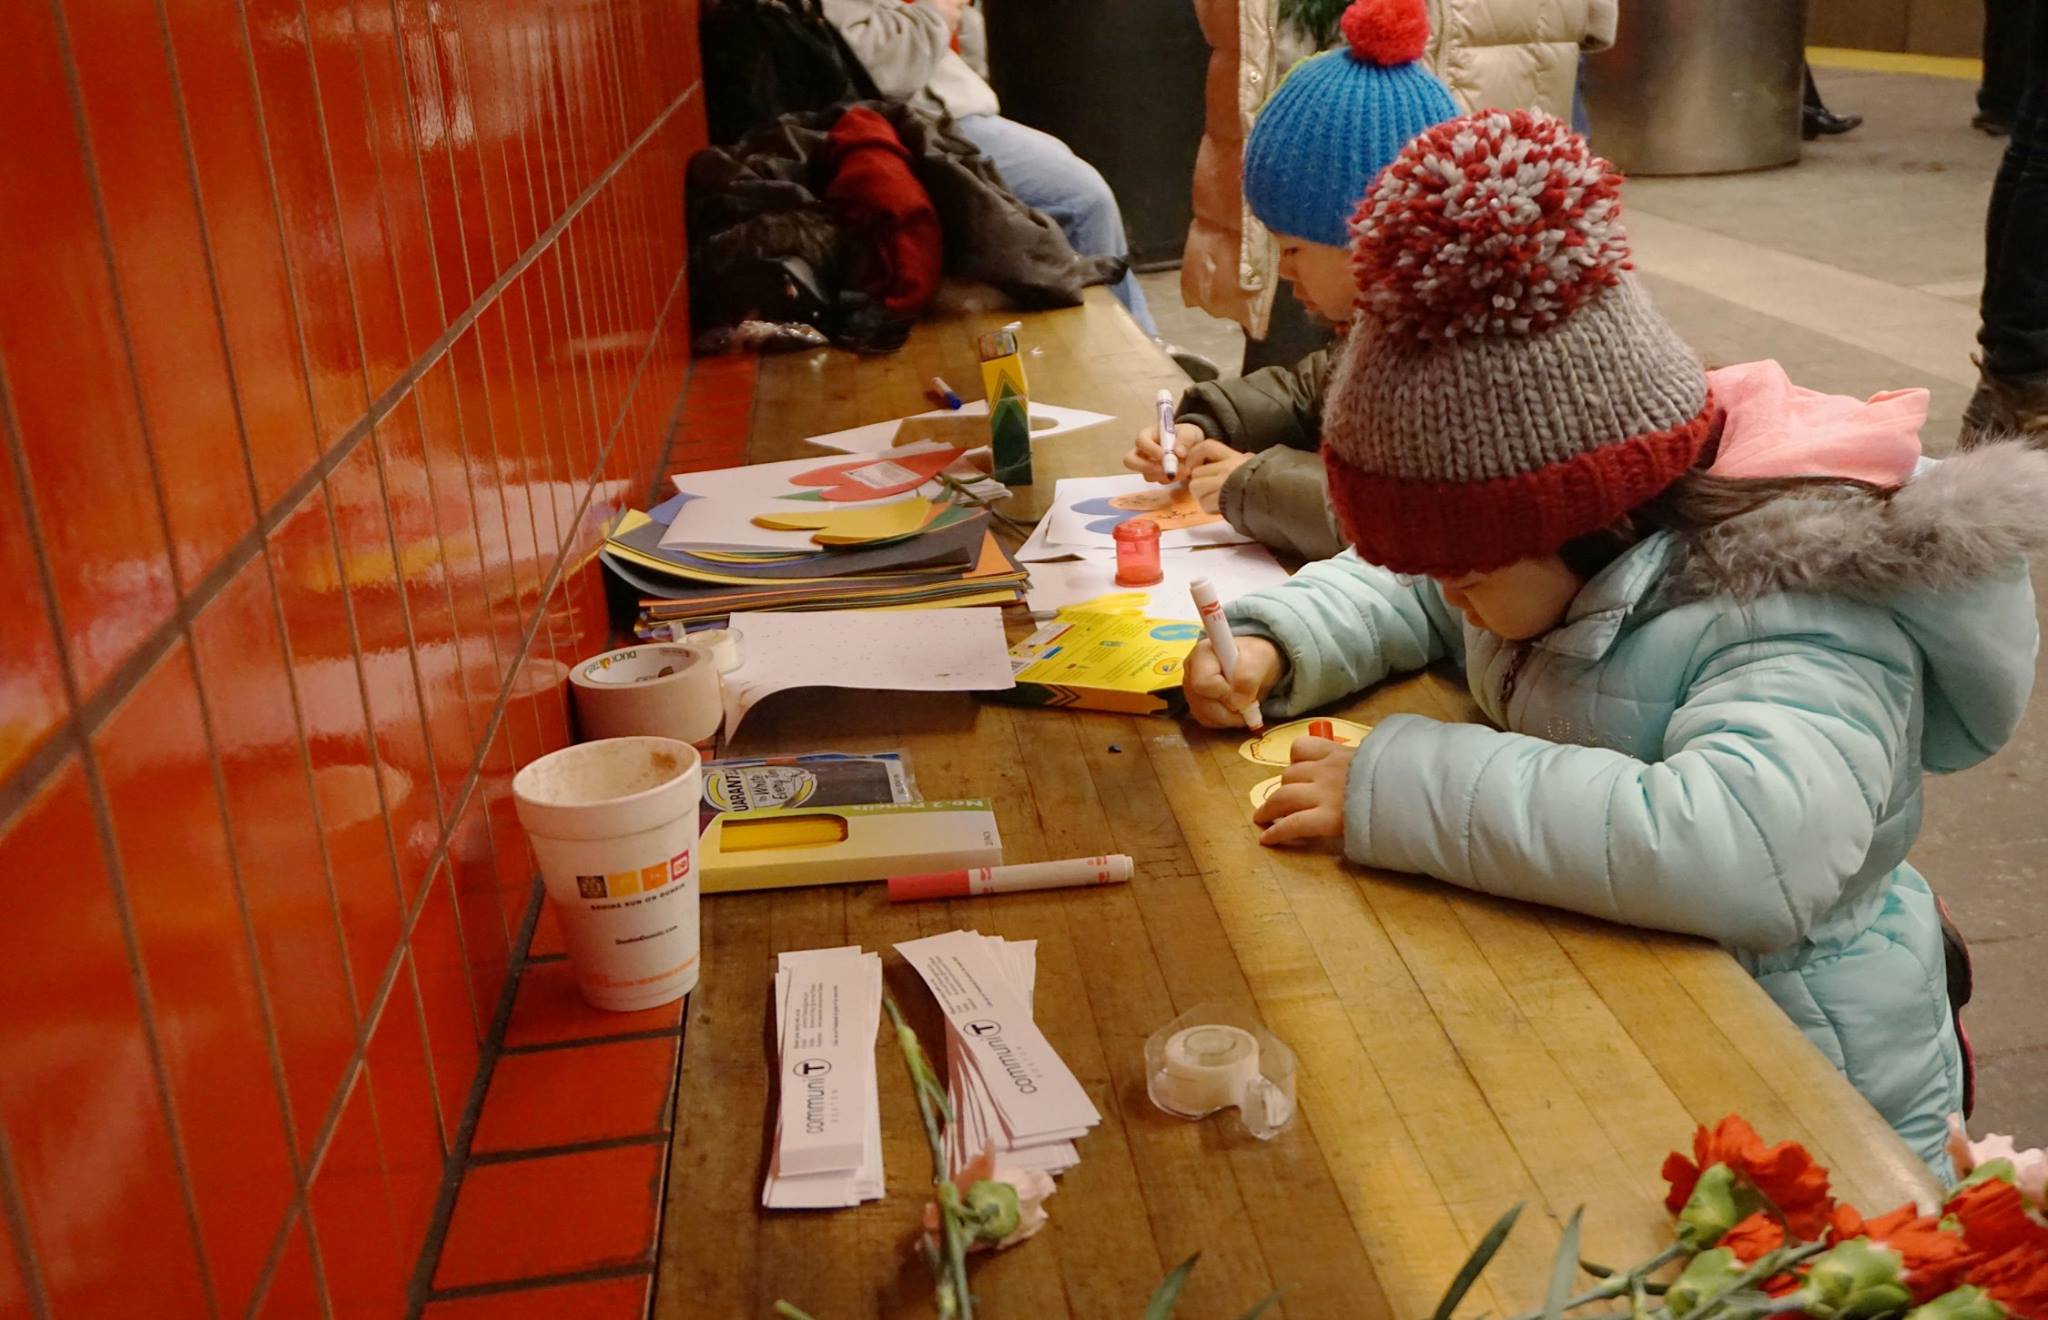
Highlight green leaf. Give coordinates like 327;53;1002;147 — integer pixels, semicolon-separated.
1233;1292;1283;1320
1542;1210;1584;1320
1432;1203;1524;1320
1144;1253;1202;1320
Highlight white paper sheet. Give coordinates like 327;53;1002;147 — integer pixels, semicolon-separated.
804;400;1114;454
1023;544;1291;620
661;444;956;552
721;608;1016;738
763;948;885;1209
1041;473;1253;551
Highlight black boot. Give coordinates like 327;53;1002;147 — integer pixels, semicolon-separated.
1802;66;1863;140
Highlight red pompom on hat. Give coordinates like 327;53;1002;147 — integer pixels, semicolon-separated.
1351;108;1631;341
1340;0;1431;66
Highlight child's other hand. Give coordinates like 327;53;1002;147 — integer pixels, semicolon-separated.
1183;636;1284;728
1183;441;1251;513
1122;422;1208;485
1253;736;1354;846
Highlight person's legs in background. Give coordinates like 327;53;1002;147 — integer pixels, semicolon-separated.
1803;62;1863;139
1964;9;2048;443
950;112;1160;337
1976;0;2034;135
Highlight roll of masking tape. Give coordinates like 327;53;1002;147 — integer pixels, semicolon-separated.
570;644;722;746
691;628;743;674
1150;1023;1262;1118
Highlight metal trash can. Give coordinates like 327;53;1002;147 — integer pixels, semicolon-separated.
1579;0;1806;175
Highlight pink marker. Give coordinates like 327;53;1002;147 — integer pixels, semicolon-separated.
887;854;1134;903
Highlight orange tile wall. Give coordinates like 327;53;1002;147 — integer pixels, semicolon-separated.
0;0;704;1313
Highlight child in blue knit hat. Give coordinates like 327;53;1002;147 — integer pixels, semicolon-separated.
1122;0;1459;560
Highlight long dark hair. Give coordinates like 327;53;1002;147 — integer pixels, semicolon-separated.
1555;411;1900;582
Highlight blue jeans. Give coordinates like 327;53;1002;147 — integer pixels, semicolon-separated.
952;113;1158;337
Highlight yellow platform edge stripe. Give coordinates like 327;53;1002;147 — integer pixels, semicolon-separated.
1807;45;1982;81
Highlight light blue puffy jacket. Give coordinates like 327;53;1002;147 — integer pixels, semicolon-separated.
1224;451;2046;1176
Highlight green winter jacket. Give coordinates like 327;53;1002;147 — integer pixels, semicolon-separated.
1223;445;2048;1176
1176;349;1347;561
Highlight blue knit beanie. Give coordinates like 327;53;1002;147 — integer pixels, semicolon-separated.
1243;0;1462;247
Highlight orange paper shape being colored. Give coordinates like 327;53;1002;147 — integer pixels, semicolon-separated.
792;448;964;501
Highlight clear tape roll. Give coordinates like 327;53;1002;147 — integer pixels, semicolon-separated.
570;644;722;745
691;628;743;673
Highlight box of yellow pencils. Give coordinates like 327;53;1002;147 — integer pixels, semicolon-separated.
988;611;1200;717
699;798;1001;894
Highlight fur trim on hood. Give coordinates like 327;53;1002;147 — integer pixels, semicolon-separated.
1662;442;2048;605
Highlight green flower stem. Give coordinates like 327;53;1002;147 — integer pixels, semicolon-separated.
773;1305;821;1320
1507;1242;1688;1320
1679;1243;1829;1320
885;996;976;1320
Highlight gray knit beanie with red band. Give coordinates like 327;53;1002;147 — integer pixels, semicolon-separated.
1322;108;1714;577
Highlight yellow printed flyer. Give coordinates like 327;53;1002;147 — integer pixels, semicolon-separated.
987;610;1202;716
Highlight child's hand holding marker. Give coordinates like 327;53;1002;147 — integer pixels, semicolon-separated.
1123;421;1206;485
1186;578;1282;729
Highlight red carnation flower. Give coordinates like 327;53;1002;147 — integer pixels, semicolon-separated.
1826;1204;1982;1303
1977;1246;2048;1319
1947;1179;2048;1258
1662;1116;1836;1240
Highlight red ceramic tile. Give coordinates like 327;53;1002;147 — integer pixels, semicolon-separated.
0;2;176;693
412;367;507;734
500;961;684;1050
157;0;323;508
329;445;442;905
241;0;369;444
309;1066;410;1319
304;0;410;397
425;1273;650;1318
391;0;475;314
449;334;527;665
0;1216;30;1318
270;486;406;1008
191;554;360;1159
411;867;484;1147
432;1142;664;1289
95;645;297;1312
367;956;451;1265
0;763;211;1315
449;798;513;1040
348;0;445;360
0;449;67;783
477;306;549;582
372;410;476;811
61;0;260;588
428;0;498;299
529;898;567;958
471;1036;676;1155
255;1215;326;1318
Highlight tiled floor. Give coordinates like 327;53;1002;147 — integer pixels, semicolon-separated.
1147;63;2046;1143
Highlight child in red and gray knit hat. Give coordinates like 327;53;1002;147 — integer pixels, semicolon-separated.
1184;107;2048;1177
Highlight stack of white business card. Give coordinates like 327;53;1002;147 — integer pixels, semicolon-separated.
894;930;1100;1177
762;946;884;1209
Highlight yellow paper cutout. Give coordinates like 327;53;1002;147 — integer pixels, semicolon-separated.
752;497;946;546
1239;717;1372;767
1249;775;1283;811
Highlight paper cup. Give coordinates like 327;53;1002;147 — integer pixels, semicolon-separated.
512;737;702;1011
